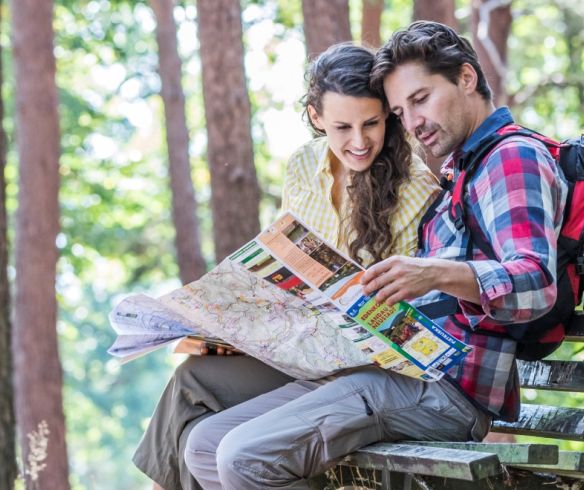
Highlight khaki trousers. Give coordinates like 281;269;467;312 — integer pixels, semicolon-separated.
133;356;292;490
184;366;491;490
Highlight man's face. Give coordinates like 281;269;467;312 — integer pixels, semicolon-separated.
383;61;471;158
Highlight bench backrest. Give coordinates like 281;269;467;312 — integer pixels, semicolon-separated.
492;309;584;441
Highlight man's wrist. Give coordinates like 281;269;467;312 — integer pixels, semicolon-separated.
428;259;480;303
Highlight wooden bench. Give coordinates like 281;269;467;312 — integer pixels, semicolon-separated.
314;308;584;489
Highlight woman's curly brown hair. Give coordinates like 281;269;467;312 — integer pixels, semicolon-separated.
302;43;413;265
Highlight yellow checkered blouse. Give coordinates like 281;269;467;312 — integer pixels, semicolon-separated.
281;137;440;265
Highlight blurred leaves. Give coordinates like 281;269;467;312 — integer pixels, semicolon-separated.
2;0;583;487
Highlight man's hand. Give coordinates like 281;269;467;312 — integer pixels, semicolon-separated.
361;256;482;306
361;256;438;305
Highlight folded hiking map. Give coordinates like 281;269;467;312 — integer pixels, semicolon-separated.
108;212;472;381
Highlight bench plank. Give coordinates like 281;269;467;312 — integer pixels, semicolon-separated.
400;441;557;464
510;450;584;473
394;468;583;489
342;443;502;481
518;360;584;391
492;404;584;440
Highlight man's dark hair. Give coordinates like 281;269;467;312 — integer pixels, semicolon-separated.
371;21;492;101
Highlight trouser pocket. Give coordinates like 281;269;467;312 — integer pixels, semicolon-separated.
296;390;381;462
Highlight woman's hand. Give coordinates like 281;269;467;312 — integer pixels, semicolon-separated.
200;343;243;356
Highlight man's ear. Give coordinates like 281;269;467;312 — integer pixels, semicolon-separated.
459;63;478;94
307;105;324;131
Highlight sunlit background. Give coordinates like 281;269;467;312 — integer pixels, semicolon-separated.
2;0;584;488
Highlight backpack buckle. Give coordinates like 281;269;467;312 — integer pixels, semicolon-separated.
452;203;465;230
577;256;584;276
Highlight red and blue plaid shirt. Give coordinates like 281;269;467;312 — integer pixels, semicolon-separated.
412;108;568;421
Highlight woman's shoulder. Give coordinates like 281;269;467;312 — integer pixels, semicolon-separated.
287;137;328;170
401;155;440;194
393;156;440;220
409;154;437;180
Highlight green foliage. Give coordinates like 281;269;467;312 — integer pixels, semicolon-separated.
4;1;584;487
508;0;584;136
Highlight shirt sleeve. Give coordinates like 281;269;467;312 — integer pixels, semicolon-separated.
390;156;441;257
459;138;567;325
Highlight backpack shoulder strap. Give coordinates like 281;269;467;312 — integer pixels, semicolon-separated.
449;124;535;231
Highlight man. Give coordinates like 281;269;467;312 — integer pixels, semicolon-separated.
182;23;566;489
364;20;567;421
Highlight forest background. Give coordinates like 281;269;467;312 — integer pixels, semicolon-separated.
0;0;583;489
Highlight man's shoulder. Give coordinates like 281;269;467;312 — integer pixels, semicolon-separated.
481;132;555;170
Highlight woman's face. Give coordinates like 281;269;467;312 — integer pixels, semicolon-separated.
308;92;387;173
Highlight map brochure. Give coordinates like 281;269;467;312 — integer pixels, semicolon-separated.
108;212;472;381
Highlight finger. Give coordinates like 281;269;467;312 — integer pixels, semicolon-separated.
361;259;393;285
384;292;407;308
216;346;225;355
200;344;209;356
374;280;402;304
363;268;397;296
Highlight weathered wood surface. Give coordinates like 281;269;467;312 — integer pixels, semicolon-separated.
511;450;584;473
401;441;558;464
392;468;584;489
492;403;584;440
317;465;584;489
341;443;501;481
518;359;584;391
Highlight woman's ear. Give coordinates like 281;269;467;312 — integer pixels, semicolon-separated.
307;105;324;131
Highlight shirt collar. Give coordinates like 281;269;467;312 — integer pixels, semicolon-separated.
315;138;333;176
441;106;514;176
462;106;514;154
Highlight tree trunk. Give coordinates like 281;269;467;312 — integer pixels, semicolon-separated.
413;0;458;176
151;0;206;284
301;0;352;58
361;0;383;48
413;0;458;30
197;0;261;262
0;0;16;487
471;0;512;107
10;0;70;488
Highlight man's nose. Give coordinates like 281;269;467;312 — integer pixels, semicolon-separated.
402;110;423;136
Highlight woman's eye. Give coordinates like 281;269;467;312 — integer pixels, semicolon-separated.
414;95;428;104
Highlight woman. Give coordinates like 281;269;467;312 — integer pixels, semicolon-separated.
136;43;439;490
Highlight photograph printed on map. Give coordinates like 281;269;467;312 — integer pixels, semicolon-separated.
263;267;313;299
341;325;373;342
246;254;277;274
378;314;421;347
308;245;347;274
296;232;324;255
281;220;310;244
